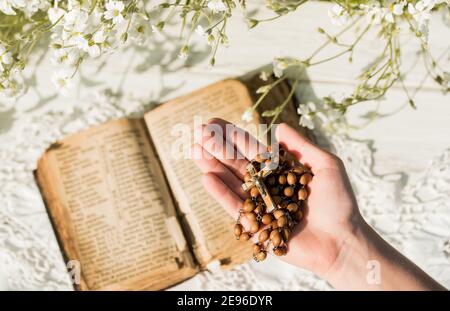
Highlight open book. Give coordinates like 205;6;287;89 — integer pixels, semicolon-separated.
35;76;306;290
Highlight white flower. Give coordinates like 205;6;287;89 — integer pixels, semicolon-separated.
52;69;74;97
273;58;289;78
259;71;269;81
63;8;88;32
207;0;227;13
195;25;206;37
297;102;317;130
0;44;13;72
178;46;189;60
408;1;435;38
48;7;66;24
328;4;349;26
93;28;107;44
241;107;254;122
51;48;80;66
0;0;16;15
129;14;150;45
392;1;406;15
104;1;125;24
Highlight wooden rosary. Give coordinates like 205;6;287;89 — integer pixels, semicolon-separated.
233;146;313;262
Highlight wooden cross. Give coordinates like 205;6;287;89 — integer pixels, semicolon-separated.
242;162;277;212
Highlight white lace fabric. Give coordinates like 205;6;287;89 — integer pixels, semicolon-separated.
1;92;449;290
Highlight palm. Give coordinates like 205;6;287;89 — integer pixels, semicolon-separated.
193;119;360;276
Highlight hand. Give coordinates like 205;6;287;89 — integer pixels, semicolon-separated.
192;118;363;278
192;118;445;290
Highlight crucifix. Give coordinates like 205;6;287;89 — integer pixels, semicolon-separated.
241;161;277;213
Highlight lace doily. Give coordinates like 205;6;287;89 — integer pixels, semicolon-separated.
1;90;449;290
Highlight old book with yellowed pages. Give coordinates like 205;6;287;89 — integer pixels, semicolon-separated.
35;77;306;290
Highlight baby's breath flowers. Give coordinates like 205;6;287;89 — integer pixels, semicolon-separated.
0;0;448;126
244;0;449;131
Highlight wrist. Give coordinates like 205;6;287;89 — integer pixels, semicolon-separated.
321;219;376;289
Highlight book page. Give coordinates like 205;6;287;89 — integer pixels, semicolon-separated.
144;80;259;267
36;118;197;290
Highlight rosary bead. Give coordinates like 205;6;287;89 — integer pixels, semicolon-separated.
267;175;276;186
250;187;260;198
293;166;305;175
287;172;297;185
253;243;262;254
278;175;287;185
277;215;287;227
284;186;294;197
286;202;298;213
234;224;243;237
270;219;279;229
261;213;273;225
255;251;267;262
294;210;303;222
270;187;279;195
273;209;284;220
274;246;287;256
254;204;264;214
300;173;312;185
298;188;308;200
273;195;282;205
250;221;260;234
258;229;270;243
243;199;255;212
271;230;282;247
246;212;257;222
240;232;251;241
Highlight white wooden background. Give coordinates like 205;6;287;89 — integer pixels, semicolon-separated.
0;2;449;290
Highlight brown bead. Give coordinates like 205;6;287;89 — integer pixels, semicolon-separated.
250;187;260;198
287;172;297;185
267;176;276;186
293;166;305;175
277;215;287;227
250;221;260;234
273;195;282;205
254;204;264;214
234;224;243;237
243;199;255;212
284;186;294;197
300;173;312;185
270;187;279;195
273;209;284;220
294;210;303;221
255;154;264;163
286;202;298;213
255;251;267;262
271;230;282;247
244;173;251;182
281;228;290;242
240;232;251;241
253;243;262;254
261;213;273;225
258;229;270;243
278;175;287;185
298;188;308;200
270;219;278;229
274;246;287;256
246;212;257;222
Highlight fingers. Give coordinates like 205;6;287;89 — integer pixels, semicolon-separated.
201;172;243;218
194;121;249;178
192;143;247;200
274;123;336;170
207;118;267;160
